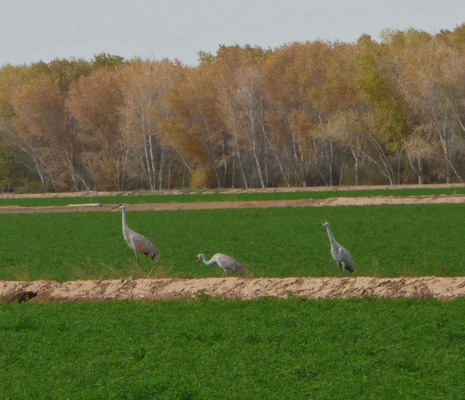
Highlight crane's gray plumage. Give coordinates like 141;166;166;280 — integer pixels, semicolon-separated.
115;204;158;279
320;221;354;276
196;253;247;276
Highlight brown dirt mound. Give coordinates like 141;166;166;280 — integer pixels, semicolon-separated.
0;193;465;214
1;277;465;303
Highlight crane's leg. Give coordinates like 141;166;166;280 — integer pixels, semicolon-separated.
148;260;155;278
135;252;140;279
340;262;345;277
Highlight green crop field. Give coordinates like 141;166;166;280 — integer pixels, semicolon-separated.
2;192;465;399
0;203;464;281
1;297;465;399
1;186;465;207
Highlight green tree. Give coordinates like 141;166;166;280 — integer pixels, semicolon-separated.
352;35;409;184
91;53;127;71
47;58;93;90
0;144;26;191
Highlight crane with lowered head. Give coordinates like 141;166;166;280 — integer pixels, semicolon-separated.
114;204;158;279
196;253;247;276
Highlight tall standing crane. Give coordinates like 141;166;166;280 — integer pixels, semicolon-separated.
196;253;247;276
114;204;158;279
320;220;355;276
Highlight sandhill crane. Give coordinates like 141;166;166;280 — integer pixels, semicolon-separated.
114;204;158;278
196;253;247;276
320;221;355;276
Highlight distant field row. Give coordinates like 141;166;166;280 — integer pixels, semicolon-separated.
1;186;465;207
0;203;464;281
1;297;464;399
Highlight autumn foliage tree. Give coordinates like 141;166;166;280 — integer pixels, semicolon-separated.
2;27;465;192
119;60;182;189
399;40;465;183
163;61;222;188
67;68;125;190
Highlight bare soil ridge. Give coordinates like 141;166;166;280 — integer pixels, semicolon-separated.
1;277;465;303
1;183;464;200
1;193;465;214
0;183;465;214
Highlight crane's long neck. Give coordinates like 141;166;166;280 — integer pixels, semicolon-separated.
201;256;216;266
325;225;338;248
121;208;130;236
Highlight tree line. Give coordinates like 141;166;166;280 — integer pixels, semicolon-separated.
2;25;465;192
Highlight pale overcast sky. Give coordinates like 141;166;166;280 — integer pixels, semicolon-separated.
1;0;464;68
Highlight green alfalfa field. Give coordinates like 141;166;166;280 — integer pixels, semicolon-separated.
1;198;465;398
1;297;465;399
0;202;463;281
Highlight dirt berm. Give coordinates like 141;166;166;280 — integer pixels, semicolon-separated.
1;276;465;303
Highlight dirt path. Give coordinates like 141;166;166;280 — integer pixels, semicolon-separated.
1;182;464;199
0;193;465;214
2;277;465;303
